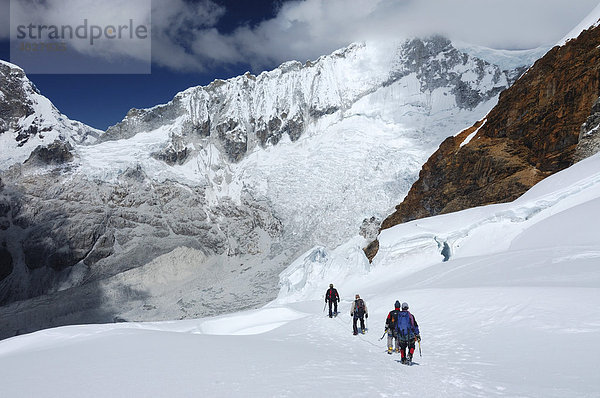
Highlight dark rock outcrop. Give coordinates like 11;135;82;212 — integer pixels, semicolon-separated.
0;247;12;281
22;214;107;271
369;24;600;260
152;142;189;166
0;62;36;136
359;216;381;241
574;97;600;161
24;140;74;166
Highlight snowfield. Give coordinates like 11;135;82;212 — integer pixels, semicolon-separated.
1;153;600;398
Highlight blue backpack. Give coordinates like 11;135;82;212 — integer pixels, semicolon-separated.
396;311;413;339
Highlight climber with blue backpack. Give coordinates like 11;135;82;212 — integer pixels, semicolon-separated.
396;302;420;365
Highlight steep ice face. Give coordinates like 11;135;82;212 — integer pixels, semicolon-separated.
0;61;101;170
99;37;519;164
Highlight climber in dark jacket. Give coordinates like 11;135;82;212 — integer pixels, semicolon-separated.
385;300;402;354
325;284;340;318
350;294;368;335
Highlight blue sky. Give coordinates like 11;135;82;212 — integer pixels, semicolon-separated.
1;0;599;130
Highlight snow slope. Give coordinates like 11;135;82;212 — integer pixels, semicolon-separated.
1;148;599;397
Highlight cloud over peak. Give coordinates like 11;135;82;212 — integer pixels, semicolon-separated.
4;0;600;73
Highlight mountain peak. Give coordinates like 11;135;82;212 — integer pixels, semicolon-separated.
101;37;523;164
0;62;101;170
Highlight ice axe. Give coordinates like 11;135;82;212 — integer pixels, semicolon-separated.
417;338;422;357
379;328;388;341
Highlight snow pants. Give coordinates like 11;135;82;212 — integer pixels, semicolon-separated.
327;300;338;317
353;315;365;334
387;331;400;351
399;338;415;359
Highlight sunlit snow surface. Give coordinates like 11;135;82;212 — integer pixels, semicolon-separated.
1;151;599;397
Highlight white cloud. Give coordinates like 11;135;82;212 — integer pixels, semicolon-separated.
152;0;600;72
6;0;600;72
150;0;225;70
9;0;152;66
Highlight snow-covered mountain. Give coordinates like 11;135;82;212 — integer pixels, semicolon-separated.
1;147;599;398
100;37;524;162
0;61;100;169
0;36;537;338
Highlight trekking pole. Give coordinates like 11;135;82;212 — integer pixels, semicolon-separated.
323;301;327;312
379;328;388;341
418;339;422;357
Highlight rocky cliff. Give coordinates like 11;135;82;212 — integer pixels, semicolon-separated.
367;24;600;261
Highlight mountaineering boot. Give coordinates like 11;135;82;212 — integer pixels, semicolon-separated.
387;347;393;355
361;329;365;334
407;347;415;364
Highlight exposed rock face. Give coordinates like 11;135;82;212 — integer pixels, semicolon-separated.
0;247;12;281
399;37;524;109
359;216;381;241
151;139;189;166
0;62;36;137
373;25;600;256
24;140;74;166
0;161;283;305
574;97;600;161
